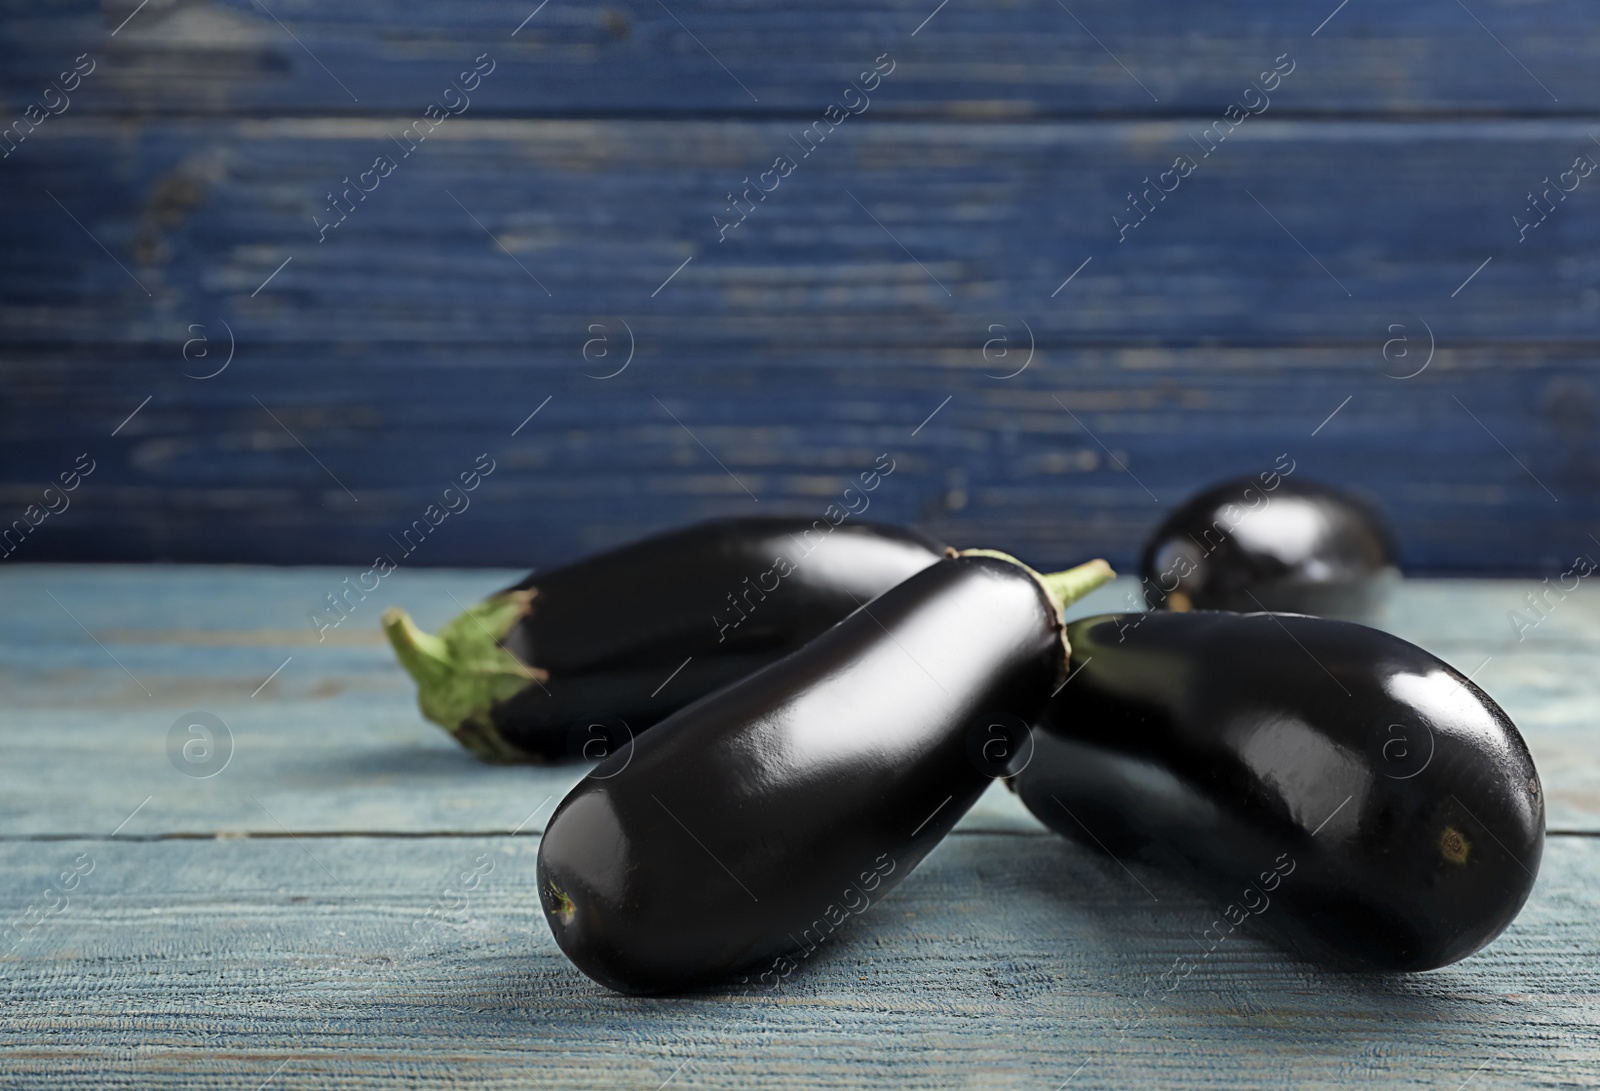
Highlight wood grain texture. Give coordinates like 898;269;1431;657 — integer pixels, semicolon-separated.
1;567;1597;835
2;566;1596;1087
1;341;1594;572
7;118;1600;344
1;833;1595;1089
1;0;1594;117
0;562;1085;839
2;2;1595;568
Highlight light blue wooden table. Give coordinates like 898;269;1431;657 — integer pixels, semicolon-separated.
1;565;1595;1088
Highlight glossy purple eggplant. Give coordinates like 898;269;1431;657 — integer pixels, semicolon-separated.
1013;610;1544;971
1139;474;1397;620
537;552;1114;995
383;516;947;762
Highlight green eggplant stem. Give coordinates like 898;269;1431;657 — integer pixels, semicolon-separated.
958;550;1116;619
381;590;543;763
382;609;453;689
1037;559;1117;616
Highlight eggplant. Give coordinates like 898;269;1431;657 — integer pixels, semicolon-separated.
536;551;1115;995
1140;474;1397;620
383;517;947;762
1012;610;1544;971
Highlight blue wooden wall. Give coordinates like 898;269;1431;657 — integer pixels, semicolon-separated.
2;0;1597;574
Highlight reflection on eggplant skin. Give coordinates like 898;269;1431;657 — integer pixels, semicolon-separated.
1014;611;1544;972
538;555;1069;995
490;517;948;758
1140;477;1398;621
1231;712;1367;837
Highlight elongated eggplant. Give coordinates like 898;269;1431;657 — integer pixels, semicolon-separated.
1013;610;1543;971
383;517;947;762
1140;475;1397;620
537;552;1115;994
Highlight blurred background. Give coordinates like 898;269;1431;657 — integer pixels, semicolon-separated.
2;0;1596;575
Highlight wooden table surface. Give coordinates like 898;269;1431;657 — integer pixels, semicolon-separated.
1;564;1595;1089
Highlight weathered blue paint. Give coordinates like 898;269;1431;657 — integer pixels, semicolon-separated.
0;568;1595;1088
1;2;1595;572
1;566;1594;833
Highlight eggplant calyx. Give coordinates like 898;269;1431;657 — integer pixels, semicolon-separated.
956;551;1115;620
381;590;546;763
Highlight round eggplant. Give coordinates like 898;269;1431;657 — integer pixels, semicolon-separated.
1012;610;1544;972
383;517;947;762
1140;475;1397;619
537;552;1115;994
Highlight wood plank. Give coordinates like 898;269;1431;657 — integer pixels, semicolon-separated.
1;567;1596;834
8;116;1597;572
0;561;1048;838
6;4;1595;570
0;343;1592;572
7;119;1600;345
2;0;1595;117
1;830;1593;1088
